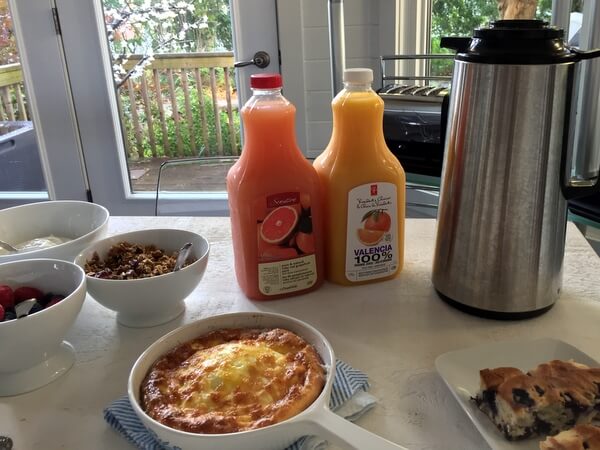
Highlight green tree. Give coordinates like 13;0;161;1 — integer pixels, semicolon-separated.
430;0;556;76
104;0;231;53
103;0;232;85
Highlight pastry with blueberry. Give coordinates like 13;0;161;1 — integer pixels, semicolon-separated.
473;360;600;441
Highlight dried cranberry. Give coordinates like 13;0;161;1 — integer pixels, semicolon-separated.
0;285;14;310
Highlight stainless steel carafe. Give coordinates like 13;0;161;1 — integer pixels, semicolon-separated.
432;20;600;319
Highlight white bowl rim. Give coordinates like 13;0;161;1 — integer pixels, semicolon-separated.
0;200;110;259
75;228;210;284
0;257;86;327
127;311;336;438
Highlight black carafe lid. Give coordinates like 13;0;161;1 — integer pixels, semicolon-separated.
441;20;577;64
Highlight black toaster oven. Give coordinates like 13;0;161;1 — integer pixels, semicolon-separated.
378;54;453;179
380;84;449;178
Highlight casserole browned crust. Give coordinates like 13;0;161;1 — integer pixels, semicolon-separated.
141;327;326;434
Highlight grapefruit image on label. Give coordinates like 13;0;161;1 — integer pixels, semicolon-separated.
296;231;316;254
257;224;299;260
259;206;299;245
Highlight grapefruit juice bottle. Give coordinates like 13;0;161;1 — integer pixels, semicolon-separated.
314;68;405;285
227;73;324;300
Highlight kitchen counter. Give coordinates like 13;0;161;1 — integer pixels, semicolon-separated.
2;217;600;450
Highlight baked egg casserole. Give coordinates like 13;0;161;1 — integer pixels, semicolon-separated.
141;327;325;433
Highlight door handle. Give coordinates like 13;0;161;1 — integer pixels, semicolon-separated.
234;51;270;69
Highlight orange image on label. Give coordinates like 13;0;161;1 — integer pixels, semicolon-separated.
356;209;391;246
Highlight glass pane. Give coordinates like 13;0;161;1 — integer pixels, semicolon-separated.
0;0;47;195
102;0;240;192
569;1;585;45
429;0;555;77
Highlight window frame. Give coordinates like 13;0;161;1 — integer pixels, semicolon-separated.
1;0;89;209
6;0;280;215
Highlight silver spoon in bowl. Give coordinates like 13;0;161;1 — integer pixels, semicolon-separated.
0;239;18;253
173;242;193;272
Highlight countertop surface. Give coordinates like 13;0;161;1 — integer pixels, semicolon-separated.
2;217;600;450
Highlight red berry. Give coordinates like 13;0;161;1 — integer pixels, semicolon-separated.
46;295;65;308
0;304;4;321
0;285;14;310
14;286;44;304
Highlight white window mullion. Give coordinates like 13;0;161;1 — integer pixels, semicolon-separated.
55;0;145;214
395;0;432;80
7;0;88;203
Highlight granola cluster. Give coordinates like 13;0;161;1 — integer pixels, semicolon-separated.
85;241;191;280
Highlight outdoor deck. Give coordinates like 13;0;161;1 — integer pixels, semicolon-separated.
129;157;235;192
1;52;240;194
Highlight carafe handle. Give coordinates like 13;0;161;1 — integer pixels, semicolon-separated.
561;46;600;200
570;47;600;61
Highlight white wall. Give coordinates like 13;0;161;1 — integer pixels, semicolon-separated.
278;0;387;158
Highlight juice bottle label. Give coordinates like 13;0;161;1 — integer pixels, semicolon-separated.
345;183;399;282
256;192;317;295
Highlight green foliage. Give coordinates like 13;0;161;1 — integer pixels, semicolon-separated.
120;68;241;160
430;0;556;76
103;0;238;158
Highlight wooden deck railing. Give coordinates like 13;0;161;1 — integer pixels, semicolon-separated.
0;63;28;121
119;52;240;159
0;52;240;159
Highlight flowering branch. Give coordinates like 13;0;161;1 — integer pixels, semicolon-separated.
105;0;203;86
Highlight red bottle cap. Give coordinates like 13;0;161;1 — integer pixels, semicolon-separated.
250;73;283;89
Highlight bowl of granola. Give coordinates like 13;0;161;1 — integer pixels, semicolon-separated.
74;229;209;328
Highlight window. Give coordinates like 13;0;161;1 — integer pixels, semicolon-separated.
0;0;49;207
103;0;240;193
9;0;280;214
429;0;584;77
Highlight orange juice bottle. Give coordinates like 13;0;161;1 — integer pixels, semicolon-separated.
314;68;405;285
227;73;324;300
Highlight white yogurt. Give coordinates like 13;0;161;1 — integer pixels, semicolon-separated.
0;235;72;255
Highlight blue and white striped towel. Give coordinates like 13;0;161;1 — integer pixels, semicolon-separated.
104;359;376;450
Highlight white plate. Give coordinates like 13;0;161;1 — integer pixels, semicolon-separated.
435;338;599;450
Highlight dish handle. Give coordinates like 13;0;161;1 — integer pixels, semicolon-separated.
301;408;408;450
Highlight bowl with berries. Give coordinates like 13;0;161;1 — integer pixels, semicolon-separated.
0;258;86;396
74;228;209;328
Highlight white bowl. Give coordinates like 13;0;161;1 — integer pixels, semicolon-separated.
0;258;86;396
75;229;210;328
128;312;405;450
129;312;333;450
0;200;110;263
